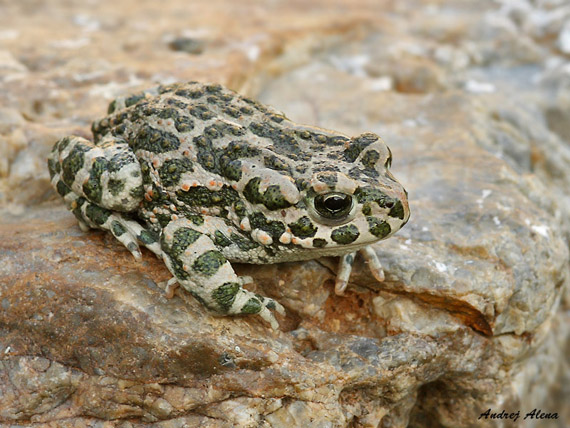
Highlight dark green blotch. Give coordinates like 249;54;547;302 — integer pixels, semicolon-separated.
158;157;194;188
240;297;261;314
223;106;241;118
262;185;292;210
204;124;223;139
107;148;136;173
176;185;240;208
239;106;253;115
156;213;172;228
187;89;205;99
331;224;360;245
288;216;317;239
129;185;145;199
56;137;72;152
263;154;291;173
139;160;153;185
205;83;222;93
243;177;263;205
230;233;260;251
248;122;302;157
61;141;89;185
192;250;227;277
344;133;379;162
139;229;158;244
389;200;405;220
295;178;310;191
134;125;180;153
316;172;337;188
188;104;214;120
214;230;233;247
166;98;189;110
107;99;118;114
313;238;327;248
111;220;126;236
161;227;202;280
56;180;71;197
232;199;246;217
125;93;145;108
354;187;393;209
108;178;125;197
85;204;111;226
367;217;391;238
212;282;240;311
327;135;350;146
83;157;108;203
220;157;242;182
223;141;261;159
243;177;291;210
269;114;284;123
47;157;60;178
188;214;204;226
243;177;292;210
360;150;380;169
249;212;286;240
170;227;202;255
362;202;372;216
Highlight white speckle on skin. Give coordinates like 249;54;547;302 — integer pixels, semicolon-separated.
493;216;501;226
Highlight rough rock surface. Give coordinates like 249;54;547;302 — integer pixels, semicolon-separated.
1;0;569;427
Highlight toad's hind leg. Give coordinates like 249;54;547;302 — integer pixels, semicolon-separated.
48;135;161;258
48;135;144;213
160;218;285;329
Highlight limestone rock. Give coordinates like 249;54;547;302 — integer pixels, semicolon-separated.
1;0;569;427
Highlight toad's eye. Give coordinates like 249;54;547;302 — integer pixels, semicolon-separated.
314;193;353;220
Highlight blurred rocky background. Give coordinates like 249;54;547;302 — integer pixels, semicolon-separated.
1;0;569;427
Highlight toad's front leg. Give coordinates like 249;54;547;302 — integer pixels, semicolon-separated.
335;246;385;295
160;219;285;329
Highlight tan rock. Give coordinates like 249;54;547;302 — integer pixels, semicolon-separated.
1;0;569;427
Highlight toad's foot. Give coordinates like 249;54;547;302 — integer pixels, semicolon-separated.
334;246;385;295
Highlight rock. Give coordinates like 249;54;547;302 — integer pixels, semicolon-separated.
1;0;569;427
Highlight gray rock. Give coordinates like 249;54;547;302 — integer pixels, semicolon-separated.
1;0;569;427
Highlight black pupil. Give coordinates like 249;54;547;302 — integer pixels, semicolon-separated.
315;193;352;219
324;195;349;212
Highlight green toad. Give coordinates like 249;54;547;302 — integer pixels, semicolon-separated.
48;82;410;329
